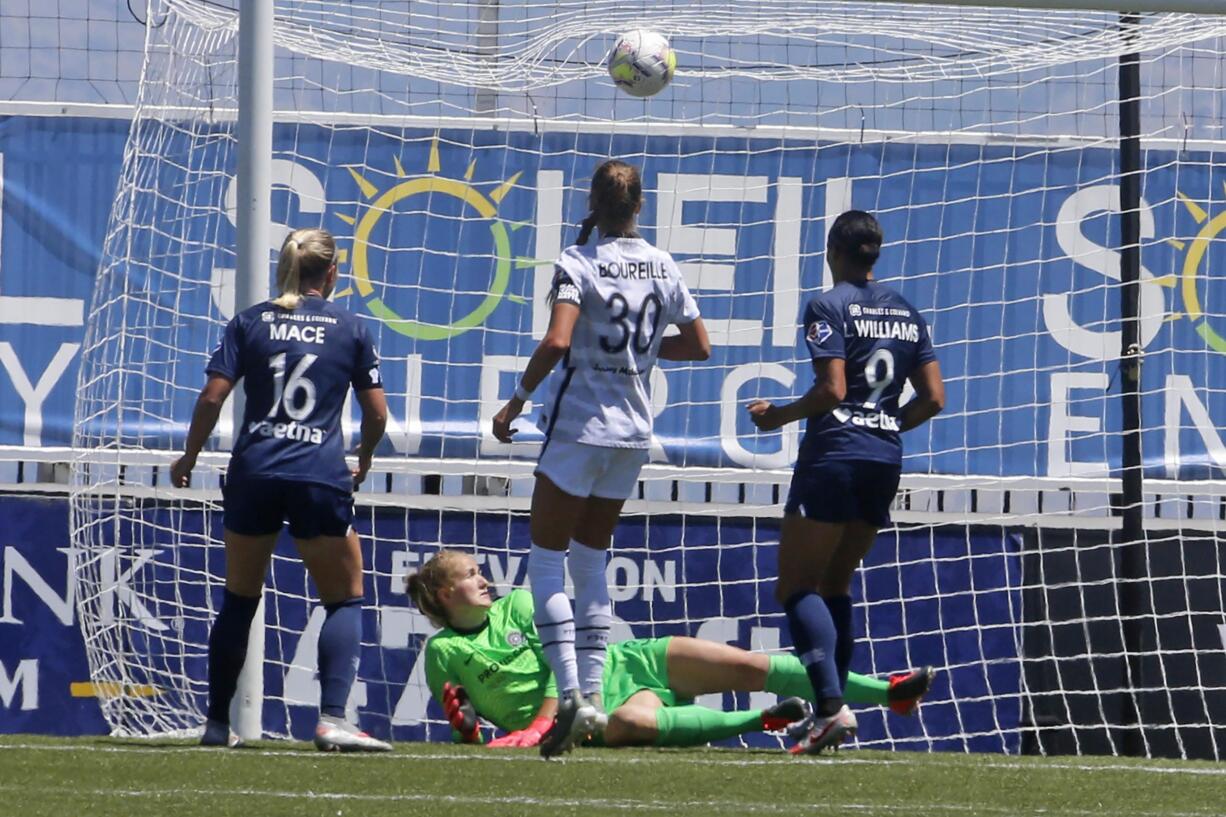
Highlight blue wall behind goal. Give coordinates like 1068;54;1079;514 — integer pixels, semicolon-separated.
0;493;1022;751
5;117;1226;478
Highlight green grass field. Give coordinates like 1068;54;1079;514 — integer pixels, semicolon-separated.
1;736;1221;817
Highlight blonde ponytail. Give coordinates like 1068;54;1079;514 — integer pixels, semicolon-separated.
272;228;336;310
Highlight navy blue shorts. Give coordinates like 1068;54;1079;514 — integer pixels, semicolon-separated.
223;478;353;539
784;460;901;527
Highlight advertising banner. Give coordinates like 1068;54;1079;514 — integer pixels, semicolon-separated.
3;118;1226;477
0;495;1020;751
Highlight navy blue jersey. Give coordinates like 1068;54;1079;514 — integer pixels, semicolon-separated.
797;280;935;466
206;296;381;491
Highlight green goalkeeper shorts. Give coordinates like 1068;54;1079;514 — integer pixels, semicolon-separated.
601;636;683;713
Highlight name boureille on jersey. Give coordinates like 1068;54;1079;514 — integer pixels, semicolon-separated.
597;260;667;280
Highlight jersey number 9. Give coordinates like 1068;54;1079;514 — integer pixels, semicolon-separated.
863;348;895;409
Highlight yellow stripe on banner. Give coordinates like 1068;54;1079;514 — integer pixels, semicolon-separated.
71;682;160;698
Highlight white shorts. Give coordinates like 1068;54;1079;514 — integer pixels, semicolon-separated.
535;440;649;501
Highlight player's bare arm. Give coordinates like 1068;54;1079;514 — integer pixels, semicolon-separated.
747;358;846;431
899;359;946;432
492;301;579;443
170;374;235;487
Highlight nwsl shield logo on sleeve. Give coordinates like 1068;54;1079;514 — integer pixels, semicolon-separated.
807;321;833;345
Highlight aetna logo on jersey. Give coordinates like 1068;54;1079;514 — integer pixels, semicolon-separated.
246;419;325;444
597;261;666;280
853;319;919;342
832;407;900;432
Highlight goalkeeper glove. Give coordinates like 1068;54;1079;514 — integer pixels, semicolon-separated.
442;681;480;743
486;715;554;748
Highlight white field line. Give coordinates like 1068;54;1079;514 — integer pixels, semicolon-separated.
1;741;1224;778
0;785;1216;817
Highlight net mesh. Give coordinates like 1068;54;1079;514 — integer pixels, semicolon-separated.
71;0;1226;757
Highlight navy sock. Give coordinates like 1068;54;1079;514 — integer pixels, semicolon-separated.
206;589;261;724
825;594;854;691
783;590;844;716
318;597;363;719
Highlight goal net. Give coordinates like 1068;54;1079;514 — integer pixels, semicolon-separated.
72;0;1226;758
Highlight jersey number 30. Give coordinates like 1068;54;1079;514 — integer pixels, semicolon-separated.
600;293;663;354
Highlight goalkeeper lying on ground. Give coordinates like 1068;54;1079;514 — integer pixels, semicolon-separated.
407;550;933;748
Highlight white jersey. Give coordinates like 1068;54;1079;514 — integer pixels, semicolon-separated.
537;236;700;449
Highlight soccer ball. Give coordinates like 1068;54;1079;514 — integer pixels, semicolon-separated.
607;30;676;98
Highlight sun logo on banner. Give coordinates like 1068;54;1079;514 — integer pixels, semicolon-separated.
334;134;529;340
1170;192;1226;354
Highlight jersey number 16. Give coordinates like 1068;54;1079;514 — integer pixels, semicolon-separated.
268;352;318;421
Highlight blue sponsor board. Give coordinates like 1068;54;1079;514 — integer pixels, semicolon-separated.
0;495;109;735
3;117;1226;477
0;494;1021;750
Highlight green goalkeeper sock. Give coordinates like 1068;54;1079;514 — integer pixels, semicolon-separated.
653;705;763;747
766;654;890;706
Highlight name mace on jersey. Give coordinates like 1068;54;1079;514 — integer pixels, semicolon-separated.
269;322;329;343
853;319;919;342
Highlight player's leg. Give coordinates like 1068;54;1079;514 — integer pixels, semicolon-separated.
203;529;277;746
607;689;799;748
819;521;877;691
665;636;768;697
293;486;389;752
203;479;282;747
777;463;860;754
819;462;901;693
570;497;618;715
603;690;664;746
530;447;603;757
775;511;845;714
663;636;893;708
296;528;389;751
571;448;646;712
528;471;587;689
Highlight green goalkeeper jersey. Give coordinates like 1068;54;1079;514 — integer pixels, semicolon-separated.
423;589;558;734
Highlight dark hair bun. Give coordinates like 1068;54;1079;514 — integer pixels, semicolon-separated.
828;210;883;271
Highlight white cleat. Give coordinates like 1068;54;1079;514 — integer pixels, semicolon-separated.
588;692;609;739
313;716;392;753
789;704;858;756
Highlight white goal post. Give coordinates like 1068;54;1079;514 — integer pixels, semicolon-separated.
70;0;1226;758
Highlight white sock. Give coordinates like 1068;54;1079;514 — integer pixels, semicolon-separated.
568;539;611;698
529;543;579;694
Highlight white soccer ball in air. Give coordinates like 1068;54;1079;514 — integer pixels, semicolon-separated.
607;30;676;98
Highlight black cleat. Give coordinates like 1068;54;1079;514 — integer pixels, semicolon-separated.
888;666;936;716
200;719;243;748
538;689;599;759
760;696;811;732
